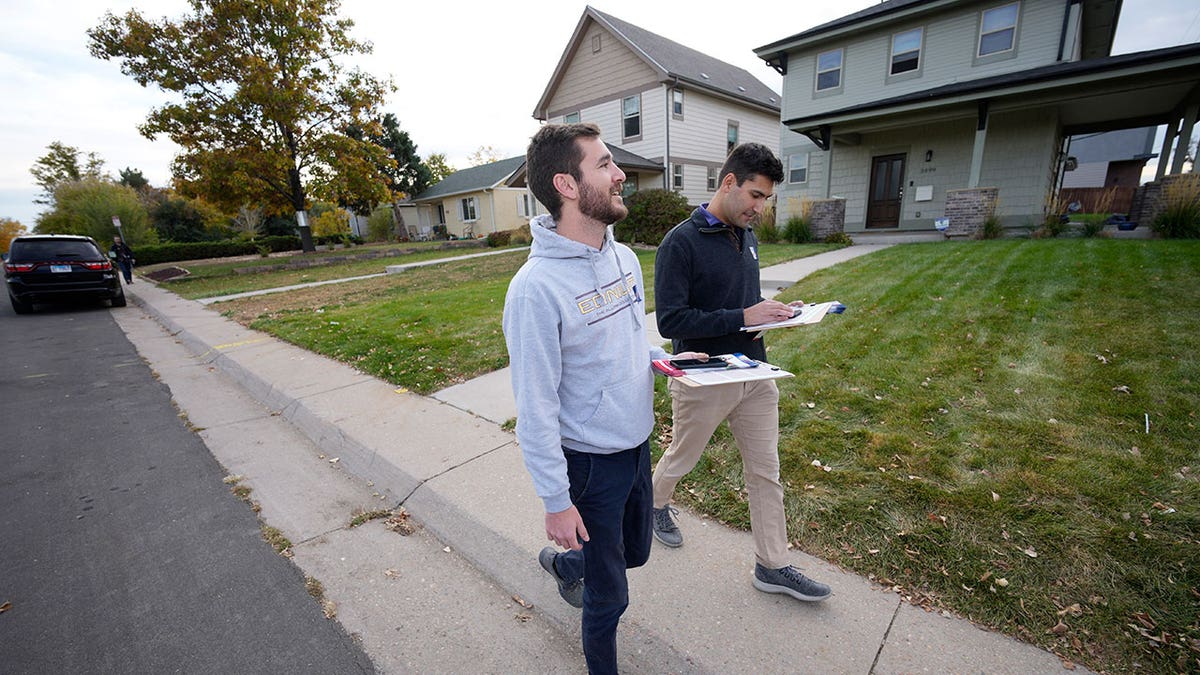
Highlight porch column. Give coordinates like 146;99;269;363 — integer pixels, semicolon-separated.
1170;102;1198;174
824;146;835;199
968;101;989;188
1157;117;1179;180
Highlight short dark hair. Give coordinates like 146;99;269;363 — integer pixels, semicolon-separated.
526;123;602;220
717;142;784;187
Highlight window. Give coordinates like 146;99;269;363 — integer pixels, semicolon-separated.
622;95;641;139
979;3;1019;56
815;48;843;91
672;89;684;117
890;27;923;75
621;174;638;198
788;153;809;184
563;111;580;124
672;164;684;190
436;204;445;225
706;166;718;191
460;197;477;222
592;35;602;53
518;193;538;218
727;121;739;154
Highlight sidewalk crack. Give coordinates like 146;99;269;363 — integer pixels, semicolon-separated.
396;440;516;505
869;599;903;674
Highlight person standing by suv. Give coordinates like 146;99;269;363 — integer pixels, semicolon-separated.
109;236;135;284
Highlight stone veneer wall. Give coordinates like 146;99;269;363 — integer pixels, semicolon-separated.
944;187;999;238
1130;174;1197;228
807;198;846;239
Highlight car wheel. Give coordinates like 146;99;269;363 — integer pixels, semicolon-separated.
10;293;33;314
110;287;127;308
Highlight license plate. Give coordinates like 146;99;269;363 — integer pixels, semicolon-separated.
50;264;72;273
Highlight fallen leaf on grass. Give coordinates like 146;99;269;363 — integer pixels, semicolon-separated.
992;491;1001;502
1022;547;1038;558
1061;658;1076;670
1095;354;1109;364
1057;603;1082;617
1047;621;1069;635
1112;385;1131;394
996;578;1009;587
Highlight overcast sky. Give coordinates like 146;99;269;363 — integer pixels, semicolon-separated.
2;0;1198;228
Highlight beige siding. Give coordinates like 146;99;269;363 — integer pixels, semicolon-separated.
782;0;1067;123
547;24;660;115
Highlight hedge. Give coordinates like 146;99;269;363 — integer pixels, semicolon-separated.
132;236;301;265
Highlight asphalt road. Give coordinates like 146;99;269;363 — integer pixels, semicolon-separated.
0;298;374;673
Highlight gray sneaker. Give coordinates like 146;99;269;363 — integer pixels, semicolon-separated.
752;563;832;602
652;505;683;547
539;547;584;608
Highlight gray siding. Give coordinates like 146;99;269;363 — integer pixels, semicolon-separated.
547;24;659;116
782;0;1067;123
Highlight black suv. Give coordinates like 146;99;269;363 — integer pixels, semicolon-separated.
4;234;127;314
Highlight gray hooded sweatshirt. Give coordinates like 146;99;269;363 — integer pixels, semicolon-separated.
503;214;669;513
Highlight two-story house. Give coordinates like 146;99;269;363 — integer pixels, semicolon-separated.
754;0;1200;236
531;6;782;207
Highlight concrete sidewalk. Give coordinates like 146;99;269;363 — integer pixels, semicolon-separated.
119;244;1083;674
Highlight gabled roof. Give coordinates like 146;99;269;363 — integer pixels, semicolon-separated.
533;6;780;119
504;144;663;188
413;156;527;202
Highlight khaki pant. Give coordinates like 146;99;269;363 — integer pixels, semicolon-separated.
652;378;789;569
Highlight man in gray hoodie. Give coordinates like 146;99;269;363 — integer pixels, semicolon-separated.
503;123;698;674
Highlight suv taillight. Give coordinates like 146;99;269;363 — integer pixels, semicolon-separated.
81;261;113;271
5;262;35;273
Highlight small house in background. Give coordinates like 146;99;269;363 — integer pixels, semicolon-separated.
1059;127;1156;214
755;0;1200;237
410;157;530;239
533;5;783;206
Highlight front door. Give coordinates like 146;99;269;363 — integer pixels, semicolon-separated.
866;153;906;229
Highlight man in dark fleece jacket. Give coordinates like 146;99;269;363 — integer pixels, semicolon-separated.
651;142;832;603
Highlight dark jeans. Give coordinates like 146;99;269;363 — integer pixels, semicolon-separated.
555;440;653;675
116;260;132;284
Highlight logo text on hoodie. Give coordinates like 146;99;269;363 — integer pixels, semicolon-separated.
576;273;638;325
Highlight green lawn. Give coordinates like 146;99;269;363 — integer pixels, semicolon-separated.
194;238;1197;672
657;239;1198;673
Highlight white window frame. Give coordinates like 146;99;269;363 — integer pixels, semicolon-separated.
672;88;684;117
672;164;684;190
622;95;641;140
978;2;1019;57
460;197;477;222
518;193;537;218
563;111;581;124
726;121;739;154
706;166;718;191
815;48;843;92
788;153;809;184
889;27;923;76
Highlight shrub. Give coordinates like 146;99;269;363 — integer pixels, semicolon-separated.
1075;213;1108;238
132;236;301;265
367;205;396;242
617;189;691;245
823;232;854;245
486;230;513;247
782;216;813;243
510;223;532;246
756;220;780;243
980;214;1005;239
1152;174;1200;239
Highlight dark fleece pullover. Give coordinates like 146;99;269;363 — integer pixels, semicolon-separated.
654;207;769;362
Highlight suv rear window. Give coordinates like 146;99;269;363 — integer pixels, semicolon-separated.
9;240;102;263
